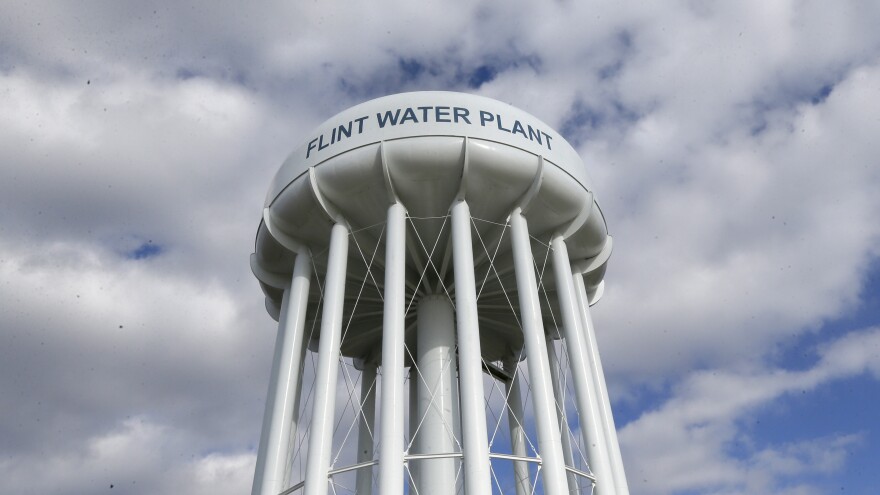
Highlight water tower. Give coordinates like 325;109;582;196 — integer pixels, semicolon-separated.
250;92;628;495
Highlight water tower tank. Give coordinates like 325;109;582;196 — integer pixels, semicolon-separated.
250;92;628;495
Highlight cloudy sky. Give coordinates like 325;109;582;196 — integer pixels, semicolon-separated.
2;1;879;494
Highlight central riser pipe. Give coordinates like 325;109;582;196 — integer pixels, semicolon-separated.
413;296;460;495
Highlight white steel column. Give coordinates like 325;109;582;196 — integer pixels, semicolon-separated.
551;237;615;495
450;199;493;494
408;369;420;490
545;337;581;495
414;296;459;495
284;341;309;485
303;223;349;495
503;355;530;495
573;272;630;495
356;362;377;495
252;251;312;495
508;208;569;495
378;203;407;495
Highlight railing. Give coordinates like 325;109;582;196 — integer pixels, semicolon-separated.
277;451;596;494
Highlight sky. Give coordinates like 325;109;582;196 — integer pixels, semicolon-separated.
1;1;879;494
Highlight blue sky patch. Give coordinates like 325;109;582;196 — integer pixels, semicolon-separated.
775;259;880;371
560;100;639;145
398;58;424;81
468;64;498;88
741;373;875;494
127;242;163;260
811;83;834;105
176;67;202;80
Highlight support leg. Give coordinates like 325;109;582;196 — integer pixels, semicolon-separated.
378;203;407;495
546;337;581;495
252;251;313;495
509;208;569;495
503;355;531;495
356;363;377;495
551;237;615;495
303;223;350;495
450;199;493;495
573;272;629;495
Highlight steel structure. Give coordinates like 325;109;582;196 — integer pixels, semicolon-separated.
250;92;628;495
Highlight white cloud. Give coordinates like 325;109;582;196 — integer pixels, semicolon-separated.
590;59;880;379
0;416;255;495
184;451;256;495
0;239;273;458
619;327;879;495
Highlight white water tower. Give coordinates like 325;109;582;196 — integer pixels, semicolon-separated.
250;92;628;495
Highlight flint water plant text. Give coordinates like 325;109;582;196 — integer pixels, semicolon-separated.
306;105;554;159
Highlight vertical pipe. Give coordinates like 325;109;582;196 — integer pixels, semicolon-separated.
573;272;630;495
252;290;288;495
284;340;309;486
414;296;459;495
503;355;531;495
303;223;349;495
551;237;615;495
450;199;493;495
545;337;581;495
379;203;407;495
408;366;420;491
252;251;313;495
508;208;569;495
356;362;377;495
